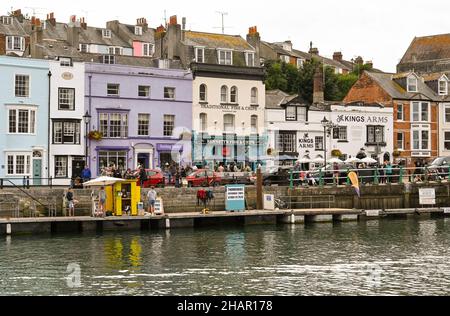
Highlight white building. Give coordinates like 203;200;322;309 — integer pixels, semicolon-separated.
49;58;86;185
191;63;267;170
265;90;394;169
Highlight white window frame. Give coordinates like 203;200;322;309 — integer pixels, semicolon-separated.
107;84;120;96
251;87;258;105
59;57;72;67
58;88;75;110
444;131;450;151
407;75;418;93
411;101;430;122
79;43;89;53
218;49;233;65
142;43;154;57
445;104;450;123
2;16;12;25
297;107;307;122
439;79;448;96
411;124;430;151
251;115;258;133
15;74;29;97
108;46;123;55
397;104;404;121
7;106;36;135
6;36;25;51
163;115;175;136
137;113;150;136
164;87;176;100
315;136;324;150
102;29;112;38
230;86;238;103
397;132;404;150
296;58;304;69
135;26;143;36
99;113;128;139
220;85;228;103
53;120;81;144
245;51;255;67
138;85;150;98
195;47;205;63
102;55;115;64
5;152;32;176
54;156;68;178
223;114;235;133
199;84;207;102
199;113;207;132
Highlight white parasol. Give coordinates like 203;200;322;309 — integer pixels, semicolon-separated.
328;158;344;164
83;176;126;187
361;157;377;164
345;157;361;163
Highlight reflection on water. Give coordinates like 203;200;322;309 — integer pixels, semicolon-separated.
1;219;450;295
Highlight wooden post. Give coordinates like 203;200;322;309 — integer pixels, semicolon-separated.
256;167;263;210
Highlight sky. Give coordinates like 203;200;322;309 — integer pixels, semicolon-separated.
2;0;450;72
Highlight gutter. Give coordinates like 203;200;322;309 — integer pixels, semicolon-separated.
47;70;52;182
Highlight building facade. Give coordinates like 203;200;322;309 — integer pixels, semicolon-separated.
191;63;266;170
344;71;440;166
49;59;86;185
85;63;192;176
0;56;49;184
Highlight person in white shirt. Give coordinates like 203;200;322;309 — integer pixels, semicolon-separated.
147;187;157;215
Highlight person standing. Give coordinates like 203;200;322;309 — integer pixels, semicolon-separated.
385;161;393;184
81;166;91;183
139;166;147;188
147;186;157;215
66;188;75;217
98;186;107;216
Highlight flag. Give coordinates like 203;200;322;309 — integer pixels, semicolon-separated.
348;171;360;197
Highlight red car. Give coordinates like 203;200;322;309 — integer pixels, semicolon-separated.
186;169;221;187
136;169;166;188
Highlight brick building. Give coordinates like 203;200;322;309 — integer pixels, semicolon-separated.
344;71;440;166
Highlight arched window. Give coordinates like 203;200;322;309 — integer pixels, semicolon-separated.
221;85;228;103
230;86;238;103
251;115;258;133
199;113;207;131
251;87;258;105
223;114;235;132
199;84;207;102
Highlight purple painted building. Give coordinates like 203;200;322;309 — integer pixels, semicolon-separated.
85;63;193;176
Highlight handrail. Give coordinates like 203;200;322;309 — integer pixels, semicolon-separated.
1;179;49;211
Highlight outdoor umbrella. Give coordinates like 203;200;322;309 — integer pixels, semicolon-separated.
83;176;126;187
345;157;361;163
361;157;377;164
278;155;298;161
313;157;325;163
328;158;344;164
297;157;311;164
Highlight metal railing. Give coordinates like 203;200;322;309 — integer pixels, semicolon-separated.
274;195;335;210
288;166;447;189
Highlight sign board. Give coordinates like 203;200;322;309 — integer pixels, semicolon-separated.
225;185;245;212
263;194;275;211
365;209;381;217
419;188;436;205
443;208;450;214
154;198;164;215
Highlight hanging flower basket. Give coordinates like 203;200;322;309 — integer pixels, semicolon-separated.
88;130;103;141
392;149;401;157
331;149;342;157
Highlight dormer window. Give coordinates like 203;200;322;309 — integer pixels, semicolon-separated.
245;52;255;67
135;26;143;35
79;43;89;53
102;55;115;64
59;57;72;67
102;29;112;38
108;46;123;55
195;47;205;63
6;36;25;51
218;50;232;65
407;75;418;92
439;79;448;95
2;16;12;25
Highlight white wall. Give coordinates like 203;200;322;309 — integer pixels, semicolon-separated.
439;102;450;156
193;76;265;136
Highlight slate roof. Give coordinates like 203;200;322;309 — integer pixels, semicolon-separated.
0;15;29;36
78;26;131;47
365;71;439;101
114;21;155;43
399;33;450;64
183;31;254;51
265;89;293;109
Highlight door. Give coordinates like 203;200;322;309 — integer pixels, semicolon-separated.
137;153;150;169
33;159;42;185
72;158;85;179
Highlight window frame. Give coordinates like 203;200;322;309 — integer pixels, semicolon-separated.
251;115;258;134
54;156;69;178
163;114;175;136
107;83;120;97
108;46;123;56
245;51;255;67
251;87;258;105
199;84;207;102
138;85;150;98
411;124;430;151
6;152;32;176
142;43;154;57
411;101;430;122
445;104;450;123
98;112;129;139
397;104;404;121
137;113;150;136
276;131;297;153
407;75;418;93
220;85;228;103
102;55;115;64
444;131;450;151
397;132;404;150
135;26;143;36
52;120;81;144
195;47;205;63
102;29;112;38
79;43;89;53
6;36;25;51
15;74;29;97
366;125;385;144
218;49;233;65
230;86;238;103
58;87;76;111
333;126;348;141
285;106;297;121
164;87;176;100
223;114;235;133
199;113;207;132
8;107;36;135
439;79;448;95
315;136;324;151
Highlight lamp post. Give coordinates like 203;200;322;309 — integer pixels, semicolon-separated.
321;117;336;168
375;127;381;164
83;111;91;166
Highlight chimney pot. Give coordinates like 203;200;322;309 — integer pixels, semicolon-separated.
169;15;177;25
333;51;343;62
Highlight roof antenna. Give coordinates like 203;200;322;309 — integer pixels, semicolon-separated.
164;10;167;28
214;11;231;34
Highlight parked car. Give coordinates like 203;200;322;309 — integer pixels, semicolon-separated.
186;169;221;187
262;167;292;186
135;169;166;188
219;172;255;185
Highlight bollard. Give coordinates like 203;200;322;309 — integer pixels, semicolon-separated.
289;170;293;190
26;176;30;189
49;176;53;189
0;178;3;189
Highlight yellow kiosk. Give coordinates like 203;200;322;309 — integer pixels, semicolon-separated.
104;179;141;216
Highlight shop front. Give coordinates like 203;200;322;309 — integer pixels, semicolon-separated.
156;143;184;168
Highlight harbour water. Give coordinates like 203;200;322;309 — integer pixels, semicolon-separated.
1;218;450;296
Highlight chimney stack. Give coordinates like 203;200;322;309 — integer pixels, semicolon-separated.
309;47;319;55
80;17;87;30
355;56;364;65
246;26;261;66
333;52;343;62
313;65;325;104
136;17;148;32
167;15;181;60
13;9;24;23
30;17;44;58
181;17;186;41
67;15;80;49
46;12;56;26
169;15;177;25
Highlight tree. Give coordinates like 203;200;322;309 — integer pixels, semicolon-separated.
264;60;288;91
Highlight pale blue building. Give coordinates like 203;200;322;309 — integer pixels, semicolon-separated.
0;56;50;185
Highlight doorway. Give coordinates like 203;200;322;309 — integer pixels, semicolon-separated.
137;153;150;169
72;158;85;179
33;159;42;185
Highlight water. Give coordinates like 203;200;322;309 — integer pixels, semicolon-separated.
1;218;450;296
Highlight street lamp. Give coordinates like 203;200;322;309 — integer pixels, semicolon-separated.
83;111;91;166
375;127;381;164
321;117;336;168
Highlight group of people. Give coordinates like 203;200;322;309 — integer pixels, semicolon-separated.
213;162;254;173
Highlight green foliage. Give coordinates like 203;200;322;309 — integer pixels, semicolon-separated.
264;58;369;102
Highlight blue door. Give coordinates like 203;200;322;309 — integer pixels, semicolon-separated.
137;153;150;169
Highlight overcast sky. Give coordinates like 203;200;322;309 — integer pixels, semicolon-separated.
3;0;449;72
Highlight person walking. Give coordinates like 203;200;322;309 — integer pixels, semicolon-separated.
147;186;157;215
81;166;91;183
66;188;75;217
385;161;393;184
139;166;147;188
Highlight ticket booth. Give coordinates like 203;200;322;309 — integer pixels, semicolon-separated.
105;180;141;216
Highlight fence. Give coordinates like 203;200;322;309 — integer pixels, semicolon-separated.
288;166;448;189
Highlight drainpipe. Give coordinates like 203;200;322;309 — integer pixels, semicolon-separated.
88;74;92;174
47;70;52;183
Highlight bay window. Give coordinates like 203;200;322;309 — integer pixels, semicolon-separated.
99;113;128;138
53;120;81;144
